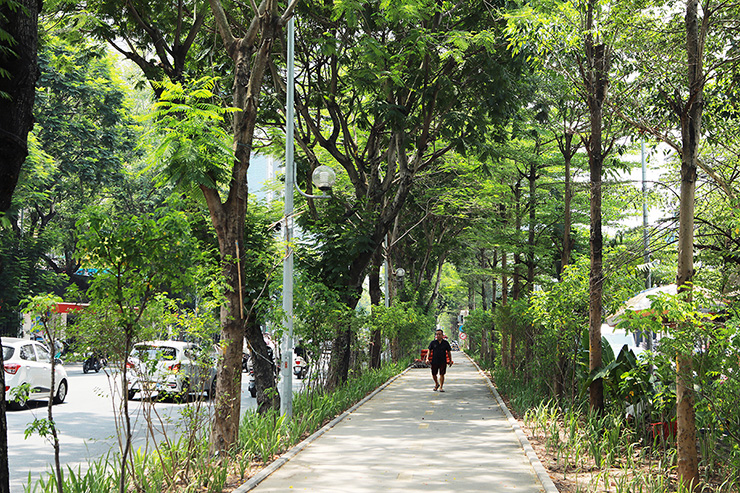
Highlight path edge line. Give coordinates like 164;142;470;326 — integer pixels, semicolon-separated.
233;366;411;493
469;354;559;493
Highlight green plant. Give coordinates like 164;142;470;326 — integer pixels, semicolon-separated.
28;455;119;493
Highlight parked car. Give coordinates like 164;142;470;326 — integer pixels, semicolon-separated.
2;337;68;409
126;341;218;401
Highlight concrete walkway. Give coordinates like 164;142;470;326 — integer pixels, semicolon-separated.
239;353;557;492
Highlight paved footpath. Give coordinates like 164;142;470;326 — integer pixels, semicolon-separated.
240;353;557;493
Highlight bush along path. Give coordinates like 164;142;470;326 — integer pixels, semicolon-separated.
473;353;738;493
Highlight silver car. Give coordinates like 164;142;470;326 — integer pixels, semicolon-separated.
2;337;68;409
126;340;218;401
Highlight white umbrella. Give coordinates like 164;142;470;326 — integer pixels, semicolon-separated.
606;284;678;326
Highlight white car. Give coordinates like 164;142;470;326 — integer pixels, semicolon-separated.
126;341;218;401
2;337;68;409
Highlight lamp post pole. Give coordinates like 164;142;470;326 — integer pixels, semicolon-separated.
280;15;296;418
280;16;335;418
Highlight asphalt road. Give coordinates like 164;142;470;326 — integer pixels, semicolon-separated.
7;363;302;493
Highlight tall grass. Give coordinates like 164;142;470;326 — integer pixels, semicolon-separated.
476;354;740;492
26;454;119;493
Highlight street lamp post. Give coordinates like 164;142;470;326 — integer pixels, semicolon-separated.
281;16;335;418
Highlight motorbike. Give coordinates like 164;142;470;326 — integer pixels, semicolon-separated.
82;353;107;374
293;354;308;379
242;352;250;372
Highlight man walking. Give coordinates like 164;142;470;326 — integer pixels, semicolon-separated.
425;329;453;392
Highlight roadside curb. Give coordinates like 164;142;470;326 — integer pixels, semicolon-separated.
469;355;559;493
232;366;411;493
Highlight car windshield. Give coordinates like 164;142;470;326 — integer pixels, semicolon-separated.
133;345;177;361
2;346;13;360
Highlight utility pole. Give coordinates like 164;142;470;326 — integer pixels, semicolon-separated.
280;16;296;418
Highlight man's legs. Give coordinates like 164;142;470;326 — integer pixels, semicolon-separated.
438;366;447;391
431;366;439;390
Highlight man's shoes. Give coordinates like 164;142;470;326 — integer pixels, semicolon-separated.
439;388;445;392
433;385;439;391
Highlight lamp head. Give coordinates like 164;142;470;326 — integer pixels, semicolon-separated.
312;165;337;192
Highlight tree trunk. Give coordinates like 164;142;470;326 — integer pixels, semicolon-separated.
245;315;277;412
369;251;383;369
512;182;523;301
509;324;517;372
490;250;498;363
424;252;448;313
0;2;40;490
501;251;511;369
580;2;610;414
673;0;703;486
0;340;7;493
560;134;575;276
556;137;575;398
326;133;416;386
524;159;537;381
206;0;284;455
207;213;249;454
327;312;356;390
481;250;488;312
0;0;40;214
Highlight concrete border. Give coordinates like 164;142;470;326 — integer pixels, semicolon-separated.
469;355;559;493
232;367;411;493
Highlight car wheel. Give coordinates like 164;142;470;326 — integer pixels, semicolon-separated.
173;379;190;403
8;396;27;410
53;380;68;404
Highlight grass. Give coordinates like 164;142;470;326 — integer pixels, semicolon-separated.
27;360;406;492
486;364;740;493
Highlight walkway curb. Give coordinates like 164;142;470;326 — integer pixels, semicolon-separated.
233;367;411;493
469;356;559;493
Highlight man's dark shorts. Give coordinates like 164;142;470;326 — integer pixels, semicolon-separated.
431;363;447;376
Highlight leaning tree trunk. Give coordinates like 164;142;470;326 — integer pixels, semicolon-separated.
0;0;40;214
673;0;704;486
207;206;250;454
206;0;285;455
580;1;611;414
0;342;7;493
0;2;41;491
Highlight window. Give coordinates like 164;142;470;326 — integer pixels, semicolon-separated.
20;344;37;361
133;345;177;361
36;344;52;363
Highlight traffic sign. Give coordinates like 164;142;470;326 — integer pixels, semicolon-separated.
459;332;467;340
